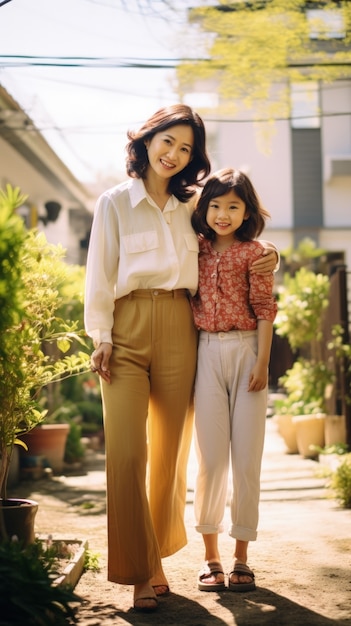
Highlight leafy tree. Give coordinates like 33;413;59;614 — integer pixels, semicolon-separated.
0;187;90;503
0;185;27;338
176;0;351;118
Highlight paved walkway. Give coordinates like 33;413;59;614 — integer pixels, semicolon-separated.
74;419;350;625
13;415;351;625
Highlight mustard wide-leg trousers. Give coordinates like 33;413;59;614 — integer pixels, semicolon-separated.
100;290;198;585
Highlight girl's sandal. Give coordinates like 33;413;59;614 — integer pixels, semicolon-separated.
198;560;226;592
228;563;256;592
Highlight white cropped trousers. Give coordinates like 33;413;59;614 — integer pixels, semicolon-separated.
194;329;267;542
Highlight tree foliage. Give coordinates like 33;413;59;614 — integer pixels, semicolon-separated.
177;0;351;117
0;185;28;337
0;187;90;501
274;266;330;352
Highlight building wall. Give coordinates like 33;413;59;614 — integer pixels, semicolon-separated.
212;79;351;270
322;80;351;229
216;115;293;229
0;136;92;266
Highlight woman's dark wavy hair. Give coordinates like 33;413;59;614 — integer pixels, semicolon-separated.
191;168;271;242
125;104;211;202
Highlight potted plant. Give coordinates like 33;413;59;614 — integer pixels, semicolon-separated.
277;359;332;458
323;324;351;447
0;185;90;544
19;263;90;476
274;265;332;457
0;185;39;544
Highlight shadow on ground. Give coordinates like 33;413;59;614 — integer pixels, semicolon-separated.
76;588;351;626
8;456;107;516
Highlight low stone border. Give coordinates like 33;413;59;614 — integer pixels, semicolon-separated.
38;537;88;589
54;539;88;589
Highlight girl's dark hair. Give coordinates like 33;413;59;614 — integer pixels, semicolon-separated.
191;168;271;241
126;104;211;202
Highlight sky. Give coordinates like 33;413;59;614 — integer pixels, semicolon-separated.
0;0;209;182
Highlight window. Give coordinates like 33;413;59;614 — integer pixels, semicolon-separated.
307;8;345;40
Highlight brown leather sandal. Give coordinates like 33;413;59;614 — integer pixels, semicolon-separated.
228;562;256;592
152;584;170;597
133;595;158;612
198;560;226;592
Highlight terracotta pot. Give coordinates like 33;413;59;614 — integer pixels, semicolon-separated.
273;414;298;454
324;415;347;446
21;424;70;474
292;414;326;458
0;498;38;545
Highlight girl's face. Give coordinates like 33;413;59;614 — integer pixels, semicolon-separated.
145;124;194;180
206;190;248;242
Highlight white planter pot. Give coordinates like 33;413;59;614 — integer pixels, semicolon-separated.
292;413;326;458
273;414;298;454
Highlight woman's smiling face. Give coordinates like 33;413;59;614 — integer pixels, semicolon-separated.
145;124;194;180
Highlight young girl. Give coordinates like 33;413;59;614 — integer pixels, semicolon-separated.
190;168;277;593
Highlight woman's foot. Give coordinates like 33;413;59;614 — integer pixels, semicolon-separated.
150;568;170;596
133;582;158;612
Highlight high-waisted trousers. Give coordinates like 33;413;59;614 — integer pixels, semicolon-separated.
194;330;267;543
100;289;198;584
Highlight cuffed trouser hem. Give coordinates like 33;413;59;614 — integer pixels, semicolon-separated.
195;523;225;534
229;525;257;542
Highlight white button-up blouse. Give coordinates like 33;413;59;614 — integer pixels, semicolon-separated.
84;177;199;346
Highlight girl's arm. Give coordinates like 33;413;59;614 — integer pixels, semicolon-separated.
248;320;273;392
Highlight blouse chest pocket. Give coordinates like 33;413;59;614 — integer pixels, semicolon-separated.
184;233;199;253
122;231;159;254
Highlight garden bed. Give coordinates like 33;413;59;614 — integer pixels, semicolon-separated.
39;536;88;589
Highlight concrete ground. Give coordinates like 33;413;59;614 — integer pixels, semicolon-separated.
11;417;351;625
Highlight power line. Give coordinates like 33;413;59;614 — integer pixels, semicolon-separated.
3;109;350;135
0;55;189;69
2;64;350;96
0;54;350;70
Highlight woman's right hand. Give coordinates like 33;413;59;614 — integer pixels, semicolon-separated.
250;247;277;274
91;342;112;383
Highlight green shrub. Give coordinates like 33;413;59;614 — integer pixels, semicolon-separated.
64;422;85;464
330;453;351;508
0;539;81;624
275;267;330;352
0;188;90;502
84;549;101;572
278;358;332;415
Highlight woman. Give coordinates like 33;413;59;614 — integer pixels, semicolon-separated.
84;104;277;612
